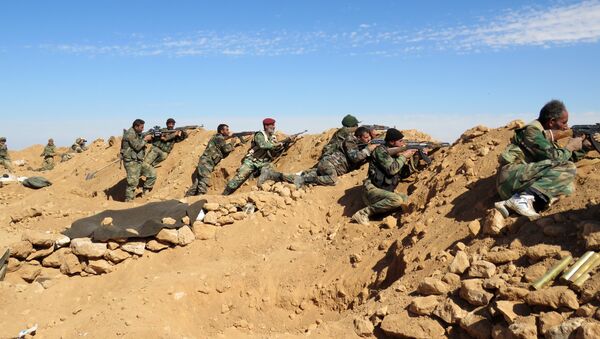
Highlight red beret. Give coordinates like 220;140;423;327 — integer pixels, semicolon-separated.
262;118;276;125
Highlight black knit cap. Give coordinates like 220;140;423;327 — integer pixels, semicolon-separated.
384;128;404;142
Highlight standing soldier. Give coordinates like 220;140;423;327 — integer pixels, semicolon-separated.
0;137;12;172
223;118;295;195
352;128;417;225
39;138;57;171
121;119;155;202
185;124;239;196
143;118;187;167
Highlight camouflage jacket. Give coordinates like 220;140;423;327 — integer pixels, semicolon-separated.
367;144;407;191
199;133;234;166
41;145;56;158
319;127;353;159
499;120;585;166
121;127;147;162
247;131;280;162
71;143;87;152
0;144;9;159
323;135;372;174
152;129;187;154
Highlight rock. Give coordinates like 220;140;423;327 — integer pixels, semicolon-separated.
525;244;561;262
482;277;506;290
55;235;70;248
203;203;220;211
192;223;217;240
575;305;596;318
433;298;467;325
408;296;439;316
484;249;520;264
121;242;145;256
10;241;34;259
70;238;107;258
105;249;131;263
353;317;374;337
26;246;55;261
181;216;190;225
161;217;177;225
523;264;547;283
146;240;168;252
526;286;579;310
460;279;493;306
417;277;449;295
546;318;586;339
22;230;61;247
42;248;70;268
538;312;564;336
576;321;600;339
449;250;470;274
380;312;445;338
107;241;119;250
483;209;506;236
442;272;461;288
498;286;530;301
7;258;22;272
60;253;82;275
381;216;396;229
460;309;492;339
279;187;291;198
217;216;234;225
506;119;526;130
468;220;481;237
507;321;537;339
495;301;530;324
87;259;113;274
230;212;247;221
101;217;113;226
468;260;497;278
155;228;179;245
203;211;218;225
177;226;195;246
19;264;41;282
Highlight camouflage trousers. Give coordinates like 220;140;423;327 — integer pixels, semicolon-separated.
124;160;156;201
186;158;215;196
301;158;342;186
144;147;168;167
0;158;12;171
226;158;271;192
40;157;55;171
362;179;408;215
496;159;577;201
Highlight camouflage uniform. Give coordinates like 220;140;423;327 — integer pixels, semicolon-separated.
71;139;88;153
186;133;234;196
361;145;409;215
144;129;187;167
319;127;353;159
294;135;371;186
497;120;586;201
0;142;11;171
40;144;56;171
121;128;156;201
225;131;281;193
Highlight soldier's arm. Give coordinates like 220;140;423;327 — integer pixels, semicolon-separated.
216;136;235;155
375;147;406;176
345;139;371;164
126;131;146;151
254;133;276;150
522;126;572;162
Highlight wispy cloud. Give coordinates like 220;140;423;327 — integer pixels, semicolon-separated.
38;1;600;57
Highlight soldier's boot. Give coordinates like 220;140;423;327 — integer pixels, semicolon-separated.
142;187;152;197
352;207;372;225
302;172;318;186
257;168;283;186
222;186;235;196
494;200;510;218
504;193;540;220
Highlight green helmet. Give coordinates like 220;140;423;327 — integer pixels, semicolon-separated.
341;114;359;127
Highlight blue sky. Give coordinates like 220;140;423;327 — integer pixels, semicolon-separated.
1;0;600;149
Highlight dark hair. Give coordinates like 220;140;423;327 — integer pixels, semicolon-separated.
354;126;370;137
166;118;176;124
217;124;229;134
132;119;145;127
539;100;566;125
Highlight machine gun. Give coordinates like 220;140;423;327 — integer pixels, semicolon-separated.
369;139;450;164
362;124;392;131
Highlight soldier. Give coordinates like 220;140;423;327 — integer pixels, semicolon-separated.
494;100;595;219
71;138;88;153
121;119;155;202
143;118;187;167
185;124;239;196
319;114;360;159
0;137;12;172
260;126;377;187
352;128;417;225
223;118;295;195
39;138;57;171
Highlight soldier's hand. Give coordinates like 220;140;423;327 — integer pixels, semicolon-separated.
565;137;583;152
367;144;378;152
594;133;600;143
401;149;418;158
176;130;182;137
143;135;153;142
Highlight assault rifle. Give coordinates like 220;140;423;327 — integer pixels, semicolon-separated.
369;139;450;164
544;124;600;153
225;131;255;144
271;130;308;162
147;125;203;138
362;124;392;131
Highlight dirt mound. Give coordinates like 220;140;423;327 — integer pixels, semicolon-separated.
2;122;600;338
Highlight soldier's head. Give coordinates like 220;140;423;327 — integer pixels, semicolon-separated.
132;119;145;133
384;128;404;147
217;124;230;136
263;118;276;134
166;118;176;130
354;126;372;144
0;137;6;144
48;138;54;146
342;114;359;128
539;100;569;131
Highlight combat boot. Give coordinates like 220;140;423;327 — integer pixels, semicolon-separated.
505;193;540;220
257;168;282;186
351;207;371;225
